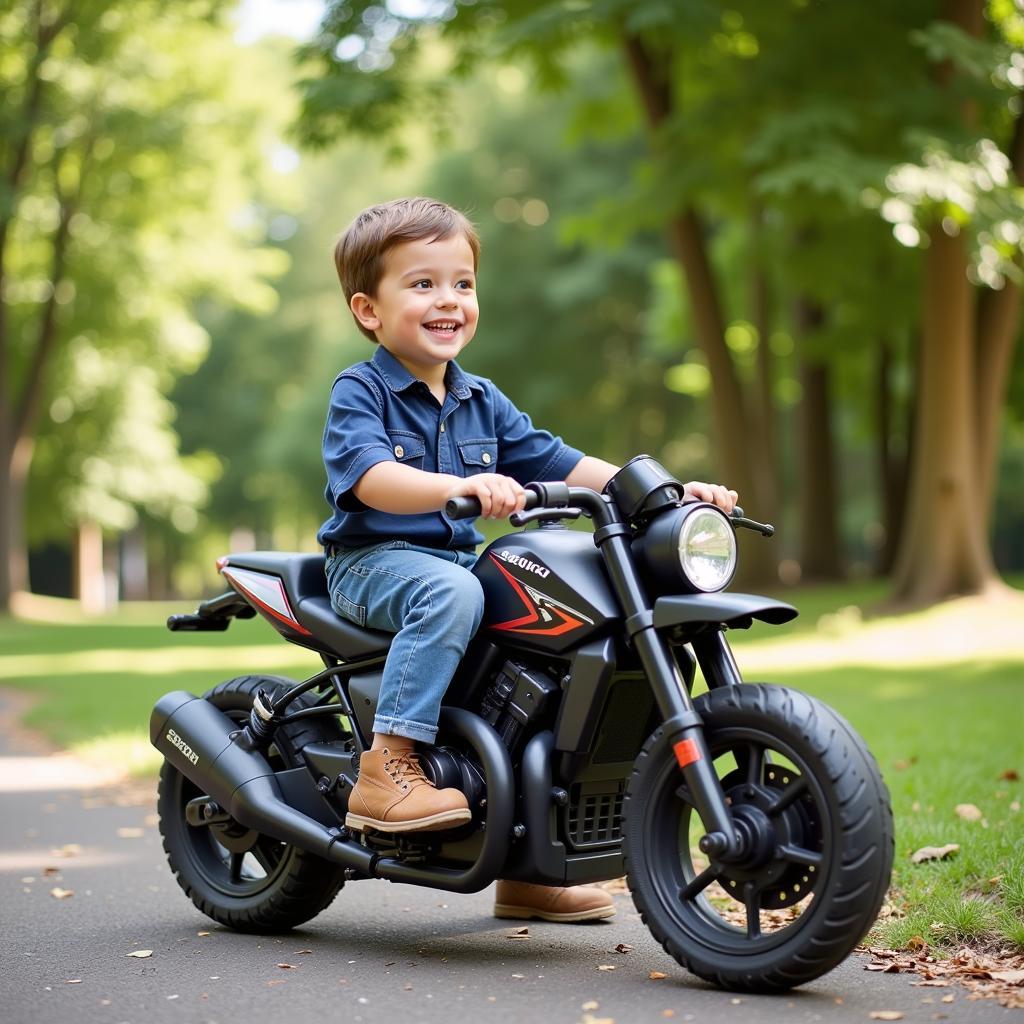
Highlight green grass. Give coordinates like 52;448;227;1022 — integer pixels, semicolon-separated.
1;581;1022;953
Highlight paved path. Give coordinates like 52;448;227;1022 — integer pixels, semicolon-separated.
0;690;1017;1024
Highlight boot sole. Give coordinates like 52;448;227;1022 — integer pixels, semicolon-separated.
493;903;616;923
345;807;472;833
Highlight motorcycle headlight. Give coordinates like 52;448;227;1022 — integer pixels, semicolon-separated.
634;503;738;593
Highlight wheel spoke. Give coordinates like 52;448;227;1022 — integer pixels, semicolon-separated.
229;851;245;884
679;864;718;902
736;742;764;788
742;881;762;939
250;837;282;875
674;783;695;807
776;842;823;868
765;775;808;815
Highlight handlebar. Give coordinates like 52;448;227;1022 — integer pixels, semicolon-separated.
446;487;774;536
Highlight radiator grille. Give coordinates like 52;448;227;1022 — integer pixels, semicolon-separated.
566;781;625;849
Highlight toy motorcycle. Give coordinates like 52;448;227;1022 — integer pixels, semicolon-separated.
152;455;893;992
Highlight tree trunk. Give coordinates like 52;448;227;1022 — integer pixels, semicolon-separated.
890;227;995;604
621;32;776;584
74;521;106;614
974;98;1023;516
874;337;910;574
795;300;842;581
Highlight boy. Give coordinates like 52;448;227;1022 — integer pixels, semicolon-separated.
318;197;737;921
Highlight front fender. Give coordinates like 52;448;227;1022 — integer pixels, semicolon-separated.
653;592;797;630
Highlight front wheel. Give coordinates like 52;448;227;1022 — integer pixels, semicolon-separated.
623;684;893;992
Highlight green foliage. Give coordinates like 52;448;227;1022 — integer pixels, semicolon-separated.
2;1;294;545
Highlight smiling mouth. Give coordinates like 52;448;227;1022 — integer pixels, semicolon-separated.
422;320;462;338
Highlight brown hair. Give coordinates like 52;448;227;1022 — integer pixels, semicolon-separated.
334;197;480;342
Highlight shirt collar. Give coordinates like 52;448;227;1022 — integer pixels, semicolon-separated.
371;346;483;400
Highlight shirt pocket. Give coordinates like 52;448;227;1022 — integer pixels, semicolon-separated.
457;437;499;475
386;430;426;469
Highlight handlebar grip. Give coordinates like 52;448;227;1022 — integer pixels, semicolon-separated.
444;488;542;520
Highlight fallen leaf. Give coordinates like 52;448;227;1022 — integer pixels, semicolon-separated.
508;927;530;940
649;971;668;980
907;936;929;952
597;964;616;971
125;950;153;959
991;970;1024;985
941;995;955;1003
267;980;286;987
581;1001;599;1011
49;887;73;899
869;1013;904;1021
611;943;633;954
661;1012;675;1019
197;931;210;937
511;973;525;979
51;844;83;858
65;979;82;984
277;963;297;969
955;803;983;822
42;866;60;877
730;997;743;1005
403;983;412;991
294;949;313;955
910;843;960;864
580;1015;615;1024
999;769;1019;781
117;827;145;838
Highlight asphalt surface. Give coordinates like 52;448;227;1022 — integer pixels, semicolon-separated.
0;691;1018;1024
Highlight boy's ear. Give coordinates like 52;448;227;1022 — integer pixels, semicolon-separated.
350;293;381;332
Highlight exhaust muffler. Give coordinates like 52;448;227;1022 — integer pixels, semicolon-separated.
150;691;374;873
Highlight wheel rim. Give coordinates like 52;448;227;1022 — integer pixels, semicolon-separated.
644;723;832;955
169;711;292;900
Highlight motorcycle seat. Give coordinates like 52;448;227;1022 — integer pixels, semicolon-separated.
219;552;392;661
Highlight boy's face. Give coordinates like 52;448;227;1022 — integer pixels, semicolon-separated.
350;233;479;379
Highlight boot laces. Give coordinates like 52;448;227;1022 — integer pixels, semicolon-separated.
384;750;434;791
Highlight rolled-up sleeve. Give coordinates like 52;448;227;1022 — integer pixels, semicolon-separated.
490;382;584;485
322;374;396;512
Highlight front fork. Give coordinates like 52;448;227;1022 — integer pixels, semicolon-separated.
631;627;745;859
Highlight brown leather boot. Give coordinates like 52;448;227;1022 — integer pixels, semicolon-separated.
345;748;471;833
493;880;616;922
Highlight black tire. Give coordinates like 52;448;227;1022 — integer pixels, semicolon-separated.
157;675;348;933
623;684;893;992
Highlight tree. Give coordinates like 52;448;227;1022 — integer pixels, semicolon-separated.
884;0;1024;604
294;0;1024;599
0;0;290;610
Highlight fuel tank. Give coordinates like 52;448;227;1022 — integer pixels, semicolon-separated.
473;528;620;655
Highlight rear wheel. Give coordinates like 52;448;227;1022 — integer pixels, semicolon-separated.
157;675;348;932
624;684;893;991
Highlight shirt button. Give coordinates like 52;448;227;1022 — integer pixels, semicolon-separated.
482;451;492;464
394;444;404;458
440;424;445;432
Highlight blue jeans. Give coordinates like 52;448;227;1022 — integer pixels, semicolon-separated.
325;541;483;743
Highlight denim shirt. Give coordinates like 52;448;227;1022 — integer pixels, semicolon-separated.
317;346;584;551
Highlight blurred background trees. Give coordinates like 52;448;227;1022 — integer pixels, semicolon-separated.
2;0;1023;613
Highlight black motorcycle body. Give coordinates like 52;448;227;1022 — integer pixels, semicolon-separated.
153;456;893;991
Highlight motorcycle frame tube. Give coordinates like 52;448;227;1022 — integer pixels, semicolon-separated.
371;707;514;893
567;489;740;854
691;631;743;688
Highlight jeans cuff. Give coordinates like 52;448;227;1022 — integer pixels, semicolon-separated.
372;715;438;744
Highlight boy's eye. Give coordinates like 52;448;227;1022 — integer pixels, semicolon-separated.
456;279;474;290
412;279;431;289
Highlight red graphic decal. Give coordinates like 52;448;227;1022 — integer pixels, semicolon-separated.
487;554;586;637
